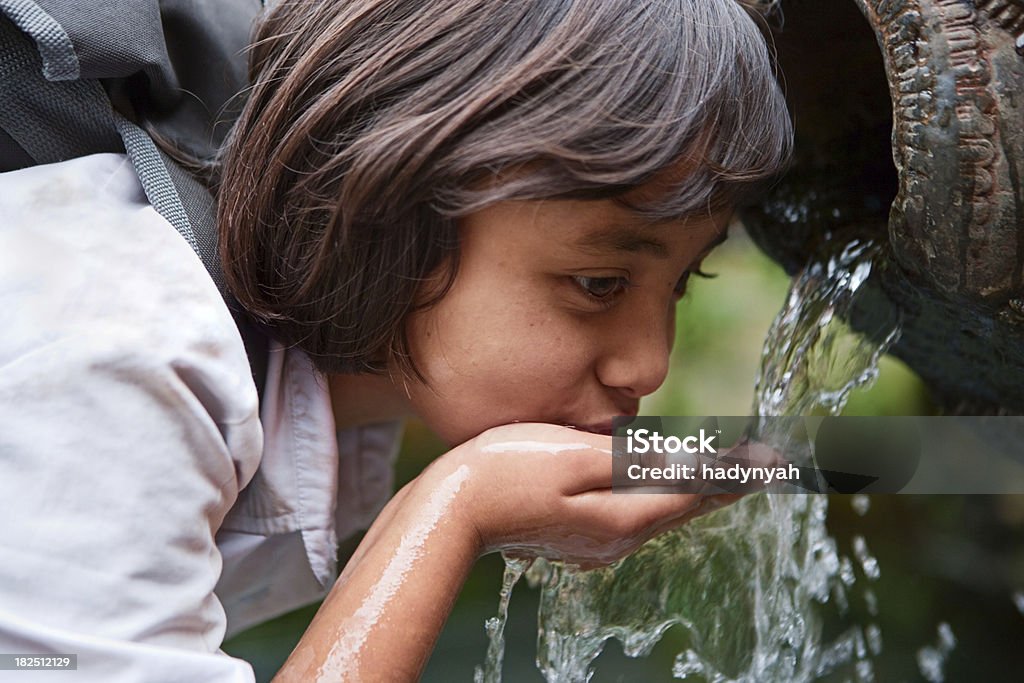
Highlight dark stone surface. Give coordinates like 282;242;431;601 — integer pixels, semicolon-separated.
743;0;1024;412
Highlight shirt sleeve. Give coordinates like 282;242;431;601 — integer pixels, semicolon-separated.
0;154;264;682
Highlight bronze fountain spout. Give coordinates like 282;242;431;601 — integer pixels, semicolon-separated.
743;0;1024;413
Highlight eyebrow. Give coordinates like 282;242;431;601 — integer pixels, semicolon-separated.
575;225;729;259
575;226;671;258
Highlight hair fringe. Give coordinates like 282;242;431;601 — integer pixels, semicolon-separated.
217;0;794;378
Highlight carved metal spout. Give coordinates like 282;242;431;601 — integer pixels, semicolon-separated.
743;0;1024;413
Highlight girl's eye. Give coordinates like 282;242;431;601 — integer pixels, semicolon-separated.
572;275;630;301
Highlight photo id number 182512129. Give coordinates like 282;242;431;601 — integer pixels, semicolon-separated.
0;655;77;670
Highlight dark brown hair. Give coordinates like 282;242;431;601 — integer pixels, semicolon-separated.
217;0;792;377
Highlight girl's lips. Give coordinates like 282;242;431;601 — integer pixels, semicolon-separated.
569;410;641;436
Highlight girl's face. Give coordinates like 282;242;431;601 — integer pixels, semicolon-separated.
401;198;728;446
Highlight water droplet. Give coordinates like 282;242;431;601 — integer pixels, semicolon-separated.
916;622;956;683
839;556;856;586
917;647;944;683
937;622;956;652
864;588;879;617
1013;590;1024;617
865;623;883;655
671;650;704;679
852;535;880;580
856;657;875;682
851;494;871;516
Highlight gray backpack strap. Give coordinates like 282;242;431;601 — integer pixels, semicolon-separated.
0;9;202;266
0;8;121;161
160;154;226;295
0;3;267;395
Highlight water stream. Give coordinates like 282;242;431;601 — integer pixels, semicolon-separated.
477;239;913;682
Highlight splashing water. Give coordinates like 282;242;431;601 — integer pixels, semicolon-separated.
474;557;530;683
851;536;880;582
753;240;893;418
477;239;907;681
916;622;956;683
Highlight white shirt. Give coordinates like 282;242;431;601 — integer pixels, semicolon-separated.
0;154;402;681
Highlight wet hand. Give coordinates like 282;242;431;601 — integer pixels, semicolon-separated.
416;423;741;568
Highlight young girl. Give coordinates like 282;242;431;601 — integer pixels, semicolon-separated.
0;0;790;680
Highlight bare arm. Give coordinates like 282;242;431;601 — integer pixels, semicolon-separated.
272;466;478;682
273;423;741;682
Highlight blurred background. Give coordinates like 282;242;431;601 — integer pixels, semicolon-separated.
223;228;1024;681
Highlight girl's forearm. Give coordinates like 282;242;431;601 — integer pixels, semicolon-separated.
272;465;480;682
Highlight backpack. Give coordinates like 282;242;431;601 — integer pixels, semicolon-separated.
0;0;269;397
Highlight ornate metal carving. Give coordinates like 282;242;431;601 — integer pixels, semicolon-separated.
744;0;1024;412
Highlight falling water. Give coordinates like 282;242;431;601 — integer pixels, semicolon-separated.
477;239;906;681
916;622;956;683
474;557;531;683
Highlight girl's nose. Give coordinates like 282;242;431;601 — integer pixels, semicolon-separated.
595;309;673;399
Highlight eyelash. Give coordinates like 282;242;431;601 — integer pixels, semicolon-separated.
572;269;717;308
673;267;717;299
572;276;632;308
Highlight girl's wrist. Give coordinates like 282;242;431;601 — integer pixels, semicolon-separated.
275;450;484;682
404;449;488;559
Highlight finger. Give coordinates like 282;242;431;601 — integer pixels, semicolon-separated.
623;493;744;553
474;423;616;492
567;488;706;538
550;439;619;494
565;448;691;494
557;435;695;494
688;440;792;496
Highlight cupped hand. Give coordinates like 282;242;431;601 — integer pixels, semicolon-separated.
414;422;742;568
